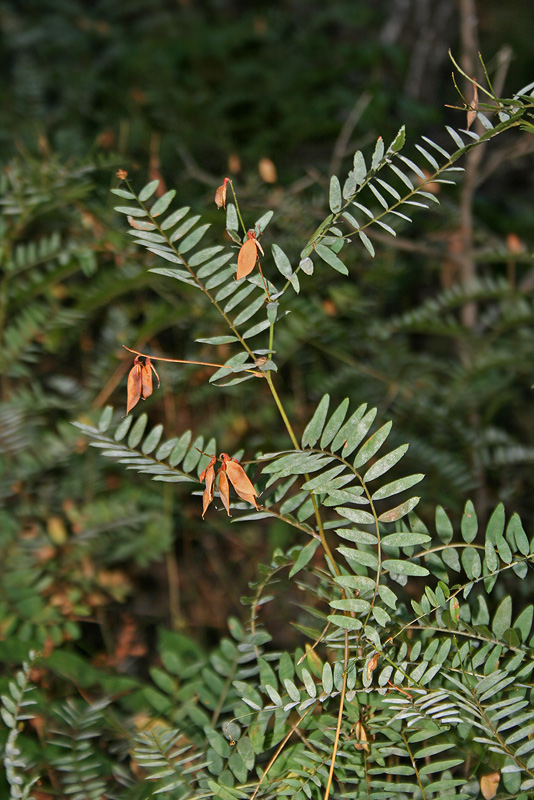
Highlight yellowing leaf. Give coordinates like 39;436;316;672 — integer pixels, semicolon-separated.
480;772;500;800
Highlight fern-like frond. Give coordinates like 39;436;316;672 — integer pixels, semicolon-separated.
73;408;217;486
51;698;114;800
1;653;40;800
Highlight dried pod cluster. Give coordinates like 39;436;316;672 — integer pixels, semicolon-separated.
199;453;259;517
126;356;160;414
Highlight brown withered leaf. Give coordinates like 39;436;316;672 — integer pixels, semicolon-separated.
467;81;478;131
215;184;226;209
352;721;369;753
199;456;217;518
126;358;143;414
228;153;241;174
236;237;259;282
218;468;231;516
224;456;259;509
215;178;229;209
141;357;155;399
480;772;500;800
258;157;277;183
366;653;380;683
506;232;524;254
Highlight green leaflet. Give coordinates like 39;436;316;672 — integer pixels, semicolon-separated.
301;464;346;491
339;407;377;457
314;243;348;275
371;136;385;170
114;205;146;217
336;528;378;545
461;547;482;580
160;206;190;230
330;598;371;614
141;423;164;455
262;452;333;477
372;473;424;500
190;246;227;269
492;596;512;639
150;189;176;217
358;230;375;257
169;430;193;467
327;615;363;631
363;444;409;483
179;223;210;254
289;539;320;578
353;421;392;469
378;496;420;522
111;187;134;200
138;179;160;202
381;532;430;547
112;415;133;441
329;175;342;213
196;335;239;345
435;505;453;543
337;545;378;569
487;503;506;543
98;405;113;432
301;394;330;448
336;506;375;526
383;559;429;577
233;294;265;326
170;214;201;242
128;414;148;448
320;398;349;449
271;243;292;279
461;499;478;542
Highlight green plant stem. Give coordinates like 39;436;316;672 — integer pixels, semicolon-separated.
122;345;233;371
400;729;427;800
211;660;238;729
323;630;349;800
227;179;248;236
250;705;315;800
265;372;339;575
125;180;257;361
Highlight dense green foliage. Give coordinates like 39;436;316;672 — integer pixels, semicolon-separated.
3;60;534;797
2;2;534;798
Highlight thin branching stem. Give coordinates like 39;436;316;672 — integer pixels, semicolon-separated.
323;630;349;800
265;372;339;574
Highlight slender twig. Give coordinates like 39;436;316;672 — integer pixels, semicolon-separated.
250;706;315;800
323;630;349;800
329;93;372;178
265;372;339;575
122;345;233;370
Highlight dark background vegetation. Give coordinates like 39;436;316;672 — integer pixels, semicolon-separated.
1;0;534;736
